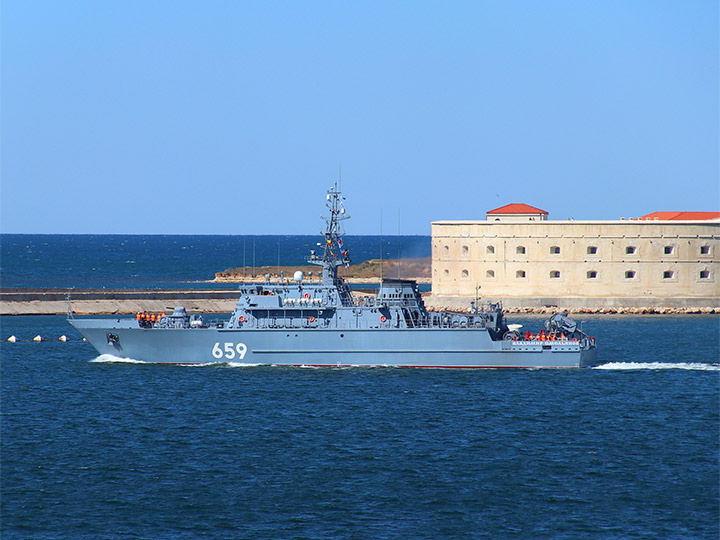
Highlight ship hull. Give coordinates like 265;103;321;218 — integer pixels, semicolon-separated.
69;318;598;368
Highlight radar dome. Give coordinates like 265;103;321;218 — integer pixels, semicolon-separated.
294;271;304;282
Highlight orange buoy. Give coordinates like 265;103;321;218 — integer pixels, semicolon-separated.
303;292;311;299
380;315;387;322
308;316;316;323
238;315;246;323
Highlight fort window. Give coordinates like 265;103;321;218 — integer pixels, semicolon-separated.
625;271;636;279
626;246;636;254
700;245;710;255
443;245;449;254
443;269;449;276
461;245;469;256
550;270;560;278
516;246;526;254
700;270;710;279
516;270;526;278
663;270;674;279
663;246;674;255
587;271;598;279
550;246;560;254
486;245;495;254
587;246;598;255
461;269;469;278
486;270;495;278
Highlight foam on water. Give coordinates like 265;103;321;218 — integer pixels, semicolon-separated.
90;354;148;364
223;362;264;368
594;362;720;371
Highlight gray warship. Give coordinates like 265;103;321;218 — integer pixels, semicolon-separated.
69;184;598;368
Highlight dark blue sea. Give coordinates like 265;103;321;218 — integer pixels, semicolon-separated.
0;234;431;289
1;235;719;539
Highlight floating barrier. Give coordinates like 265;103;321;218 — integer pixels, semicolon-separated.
4;335;85;342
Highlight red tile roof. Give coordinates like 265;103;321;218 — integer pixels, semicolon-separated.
487;203;548;215
639;211;720;221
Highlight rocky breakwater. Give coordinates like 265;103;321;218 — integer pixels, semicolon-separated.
424;304;720;315
0;289;241;316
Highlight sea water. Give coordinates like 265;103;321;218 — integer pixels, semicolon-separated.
2;235;719;538
1;314;718;540
0;234;431;289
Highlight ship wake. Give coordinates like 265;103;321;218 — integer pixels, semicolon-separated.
593;362;719;371
90;354;149;364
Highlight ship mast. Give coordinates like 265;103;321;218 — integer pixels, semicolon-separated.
310;181;351;285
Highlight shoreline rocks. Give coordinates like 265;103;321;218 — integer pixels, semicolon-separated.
426;305;720;315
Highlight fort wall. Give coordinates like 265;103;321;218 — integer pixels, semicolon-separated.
431;220;720;308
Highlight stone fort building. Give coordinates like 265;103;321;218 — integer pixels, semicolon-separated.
431;204;720;309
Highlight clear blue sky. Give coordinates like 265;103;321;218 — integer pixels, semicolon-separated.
2;1;718;234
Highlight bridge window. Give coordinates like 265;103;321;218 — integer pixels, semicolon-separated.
700;245;711;255
486;245;495;254
625;271;636;279
516;270;526;278
700;270;710;279
587;246;598;255
550;246;560;254
486;270;495;278
587;270;597;279
663;270;674;279
664;246;674;255
549;270;560;278
516;246;526;254
626;246;636;254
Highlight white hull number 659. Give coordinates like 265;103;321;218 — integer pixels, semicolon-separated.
212;342;248;360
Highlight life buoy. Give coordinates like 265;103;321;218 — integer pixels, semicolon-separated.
308;316;316;323
303;292;311;299
238;315;246;323
380;315;387;322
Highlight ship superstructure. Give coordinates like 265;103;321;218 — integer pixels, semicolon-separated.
69;183;598;368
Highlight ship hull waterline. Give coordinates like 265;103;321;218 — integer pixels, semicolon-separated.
69;319;598;369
